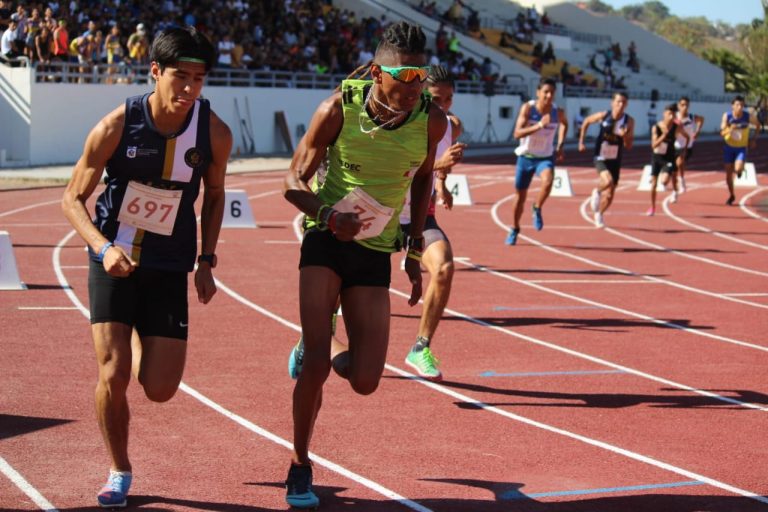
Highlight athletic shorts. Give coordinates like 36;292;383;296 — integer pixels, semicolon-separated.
401;215;449;251
595;158;621;185
724;145;747;164
515;155;554;190
299;228;391;289
676;147;693;162
651;156;676;176
88;259;189;340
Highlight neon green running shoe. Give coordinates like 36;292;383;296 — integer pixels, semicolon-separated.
405;347;442;382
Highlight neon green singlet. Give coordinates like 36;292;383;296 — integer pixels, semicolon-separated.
306;79;431;252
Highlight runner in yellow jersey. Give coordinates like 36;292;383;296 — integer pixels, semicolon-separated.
721;95;760;205
282;21;446;509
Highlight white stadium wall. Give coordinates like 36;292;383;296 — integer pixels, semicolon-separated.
0;65;734;167
543;2;725;96
1;65;522;167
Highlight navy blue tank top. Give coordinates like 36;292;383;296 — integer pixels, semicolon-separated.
594;111;629;162
92;93;212;272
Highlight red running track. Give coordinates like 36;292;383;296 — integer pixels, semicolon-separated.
1;140;767;511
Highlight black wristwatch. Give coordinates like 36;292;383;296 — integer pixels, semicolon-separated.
197;253;217;268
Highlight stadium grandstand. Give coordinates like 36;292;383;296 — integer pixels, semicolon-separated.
0;0;736;166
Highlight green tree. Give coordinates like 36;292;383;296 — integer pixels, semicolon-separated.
586;0;615;14
701;48;750;92
656;17;710;52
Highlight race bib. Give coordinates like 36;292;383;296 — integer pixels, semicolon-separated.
600;142;619;160
527;131;550;154
653;142;668;155
333;187;394;240
730;129;742;142
117;181;182;236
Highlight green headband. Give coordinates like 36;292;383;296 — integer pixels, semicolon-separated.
178;57;206;64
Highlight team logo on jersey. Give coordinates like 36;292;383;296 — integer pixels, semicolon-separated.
184;147;204;168
126;146;137;159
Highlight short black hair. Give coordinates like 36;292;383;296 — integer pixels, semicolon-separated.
150;26;216;72
664;103;678;113
613;91;628;100
537;77;556;90
733;95;745;104
678;96;690;103
374;21;427;61
427;65;453;88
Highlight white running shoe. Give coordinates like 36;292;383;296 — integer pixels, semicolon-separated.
590;188;600;213
594;212;605;228
670;191;678;204
679;177;687;194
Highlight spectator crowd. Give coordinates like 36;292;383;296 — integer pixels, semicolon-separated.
0;0;504;86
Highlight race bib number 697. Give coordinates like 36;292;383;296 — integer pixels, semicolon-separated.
117;181;182;236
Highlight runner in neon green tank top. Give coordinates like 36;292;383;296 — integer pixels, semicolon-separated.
282;21;447;509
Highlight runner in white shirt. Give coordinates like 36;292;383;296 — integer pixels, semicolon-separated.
674;96;704;194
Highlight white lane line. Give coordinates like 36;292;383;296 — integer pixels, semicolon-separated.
220;276;768;504
242;216;768;504
0;200;61;218
0;456;58;512
264;240;301;244
493;194;768;310
181;384;433;512
739;187;768;222
662;194;768;251
458;249;768;353
17;306;79;310
388;286;768;411
528;279;655;284
2;223;72;227
384;364;768;506
578;195;768;278
52;230;432;512
724;293;768;297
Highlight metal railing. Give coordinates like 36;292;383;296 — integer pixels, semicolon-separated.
25;60;529;96
563;85;730;103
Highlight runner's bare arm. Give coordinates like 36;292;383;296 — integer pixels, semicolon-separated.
578;111;604;151
556;108;568;160
623;117;635;150
198;111;232;259
283;93;344;220
62;106;123;253
195;111;233;304
409;106;448;241
405;105;447;307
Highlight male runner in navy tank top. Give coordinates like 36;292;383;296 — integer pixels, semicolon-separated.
61;26;232;508
578;91;635;228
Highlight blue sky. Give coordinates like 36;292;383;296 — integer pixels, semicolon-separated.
599;0;764;26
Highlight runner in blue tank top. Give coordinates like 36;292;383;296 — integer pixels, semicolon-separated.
505;77;568;245
61;27;232;509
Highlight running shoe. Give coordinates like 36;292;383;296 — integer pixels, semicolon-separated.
594;212;605;228
288;337;304;380
505;228;520;246
405;347;442;382
285;464;319;509
97;471;132;508
646;207;655;216
670;190;678;204
726;194;735;206
590;188;601;213
679;177;687;194
532;205;544;231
